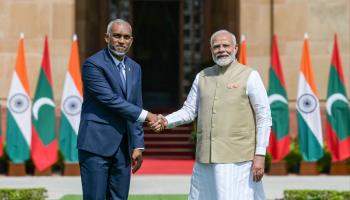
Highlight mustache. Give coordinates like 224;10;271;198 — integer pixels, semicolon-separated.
113;45;127;49
108;45;129;56
108;43;127;49
212;52;235;66
216;54;229;59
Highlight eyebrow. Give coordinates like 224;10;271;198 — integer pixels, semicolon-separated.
212;43;232;47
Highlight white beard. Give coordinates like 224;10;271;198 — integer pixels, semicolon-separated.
108;45;128;57
212;53;235;67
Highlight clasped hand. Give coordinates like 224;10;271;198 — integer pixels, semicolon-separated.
145;113;168;133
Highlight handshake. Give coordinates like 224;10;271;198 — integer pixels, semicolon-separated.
145;113;168;133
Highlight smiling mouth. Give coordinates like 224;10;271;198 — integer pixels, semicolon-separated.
217;55;228;59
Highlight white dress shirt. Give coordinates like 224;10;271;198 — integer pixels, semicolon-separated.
108;50;148;122
166;68;272;155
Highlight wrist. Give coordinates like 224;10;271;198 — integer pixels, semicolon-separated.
255;155;265;159
146;112;153;122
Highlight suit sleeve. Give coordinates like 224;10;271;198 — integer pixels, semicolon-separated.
82;61;142;122
131;66;145;149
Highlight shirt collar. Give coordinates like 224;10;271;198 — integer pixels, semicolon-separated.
108;49;125;67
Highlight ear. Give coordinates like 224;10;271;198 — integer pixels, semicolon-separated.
104;33;109;43
129;37;134;46
233;45;238;55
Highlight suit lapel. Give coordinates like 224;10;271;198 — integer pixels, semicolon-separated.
125;58;133;100
104;49;127;97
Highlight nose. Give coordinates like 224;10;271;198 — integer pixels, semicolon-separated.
219;45;226;51
118;37;126;44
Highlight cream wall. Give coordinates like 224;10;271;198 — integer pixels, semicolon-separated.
0;0;75;103
240;0;350;101
1;0;349;102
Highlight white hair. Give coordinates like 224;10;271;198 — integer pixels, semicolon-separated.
106;19;132;34
210;29;236;47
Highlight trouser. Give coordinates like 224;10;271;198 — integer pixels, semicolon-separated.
188;161;266;200
79;136;130;200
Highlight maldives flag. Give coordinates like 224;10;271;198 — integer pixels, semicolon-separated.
267;35;290;161
59;34;82;162
6;33;31;163
296;33;323;161
239;34;247;65
31;36;57;171
326;33;350;162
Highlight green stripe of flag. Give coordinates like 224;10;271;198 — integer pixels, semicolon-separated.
6;112;30;163
268;67;287;98
32;68;56;145
297;111;323;161
59;113;78;162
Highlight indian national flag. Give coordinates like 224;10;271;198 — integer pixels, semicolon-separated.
59;34;82;162
267;34;290;161
238;34;247;65
6;33;31;163
296;33;323;161
326;33;350;161
31;36;58;171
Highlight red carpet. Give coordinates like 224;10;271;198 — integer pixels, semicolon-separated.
136;159;195;175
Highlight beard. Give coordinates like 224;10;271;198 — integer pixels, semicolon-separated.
212;53;235;67
108;43;129;57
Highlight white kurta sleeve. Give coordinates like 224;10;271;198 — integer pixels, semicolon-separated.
246;71;272;156
165;74;199;128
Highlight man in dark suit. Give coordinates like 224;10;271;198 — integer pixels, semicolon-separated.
77;19;158;200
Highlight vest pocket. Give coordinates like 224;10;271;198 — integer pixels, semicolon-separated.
229;130;255;141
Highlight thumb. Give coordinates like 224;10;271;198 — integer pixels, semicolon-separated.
132;157;136;166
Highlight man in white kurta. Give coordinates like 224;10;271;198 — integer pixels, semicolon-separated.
152;30;272;200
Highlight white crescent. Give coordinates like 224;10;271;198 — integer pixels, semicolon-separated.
268;94;288;105
326;93;349;116
32;97;56;120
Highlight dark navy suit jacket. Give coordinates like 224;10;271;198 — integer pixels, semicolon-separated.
77;48;144;157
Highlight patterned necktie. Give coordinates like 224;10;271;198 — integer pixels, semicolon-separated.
117;63;126;92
